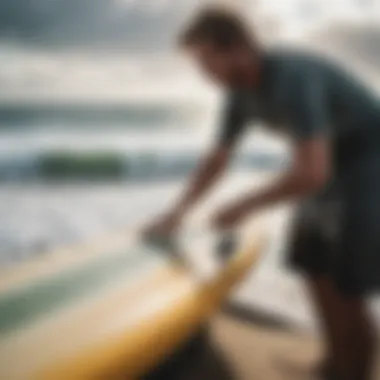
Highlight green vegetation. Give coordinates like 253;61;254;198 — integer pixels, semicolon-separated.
40;151;126;179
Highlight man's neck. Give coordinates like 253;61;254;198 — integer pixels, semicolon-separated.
249;48;265;88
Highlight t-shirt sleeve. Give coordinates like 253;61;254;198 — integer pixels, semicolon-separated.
285;66;328;140
217;90;248;147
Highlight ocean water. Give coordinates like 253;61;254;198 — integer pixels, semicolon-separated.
0;171;277;267
0;102;286;182
0;101;286;261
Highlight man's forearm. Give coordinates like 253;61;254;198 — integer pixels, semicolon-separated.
237;169;326;215
214;137;331;228
173;148;230;216
241;137;330;212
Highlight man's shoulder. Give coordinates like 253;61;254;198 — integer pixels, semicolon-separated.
266;47;334;77
266;47;327;65
264;47;336;94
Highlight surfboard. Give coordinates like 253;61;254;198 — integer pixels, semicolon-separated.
0;228;265;380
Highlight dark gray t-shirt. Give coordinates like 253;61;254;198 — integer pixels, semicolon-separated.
219;49;380;163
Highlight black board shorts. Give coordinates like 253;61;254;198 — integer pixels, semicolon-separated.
287;143;380;297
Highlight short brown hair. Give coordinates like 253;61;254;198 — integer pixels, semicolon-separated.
178;7;253;50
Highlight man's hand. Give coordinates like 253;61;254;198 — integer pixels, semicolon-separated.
143;146;231;238
213;201;247;230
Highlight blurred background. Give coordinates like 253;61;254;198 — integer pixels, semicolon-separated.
1;0;380;329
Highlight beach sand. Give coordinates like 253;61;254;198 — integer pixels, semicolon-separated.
210;313;322;380
146;310;380;380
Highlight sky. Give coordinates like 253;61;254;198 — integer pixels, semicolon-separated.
0;0;205;103
0;0;378;50
0;0;379;103
0;0;197;52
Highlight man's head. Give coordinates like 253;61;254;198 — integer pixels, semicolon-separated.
178;7;261;88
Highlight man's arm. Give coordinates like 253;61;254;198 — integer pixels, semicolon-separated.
221;137;330;218
253;65;331;204
144;90;247;235
172;91;248;217
214;66;331;227
171;145;231;218
143;144;234;237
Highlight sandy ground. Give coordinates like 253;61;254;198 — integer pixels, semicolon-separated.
146;311;380;380
210;313;322;380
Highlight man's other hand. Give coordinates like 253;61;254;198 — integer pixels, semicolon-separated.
142;211;182;240
212;202;246;230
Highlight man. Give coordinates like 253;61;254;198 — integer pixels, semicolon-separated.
145;7;380;380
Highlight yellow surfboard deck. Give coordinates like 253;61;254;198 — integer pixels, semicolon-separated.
0;230;265;380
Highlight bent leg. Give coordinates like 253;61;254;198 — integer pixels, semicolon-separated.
306;275;377;380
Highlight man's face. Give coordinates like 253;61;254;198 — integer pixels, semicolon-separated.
189;42;255;88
